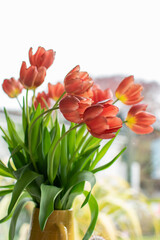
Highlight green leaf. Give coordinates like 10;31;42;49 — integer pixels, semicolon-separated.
81;135;101;153
90;133;118;170
0;185;14;189
9;198;32;240
13;164;30;179
0;192;30;224
0;126;12;146
61;171;96;209
22;97;27;134
8;169;40;215
0;189;13;197
29;104;43;156
92;147;126;174
60;124;68;185
4;108;26;151
76;124;86;147
72;146;100;173
68;122;76;158
42;127;51;158
39;184;62;230
82;191;99;240
9;147;27;169
9;145;22;160
47;118;61;184
0;160;14;178
26;175;44;203
66;182;85;209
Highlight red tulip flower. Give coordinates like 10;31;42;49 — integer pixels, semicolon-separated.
83;102;123;139
34;91;50;109
2;78;23;98
115;76;143;105
29;47;55;69
125;104;156;134
48;82;65;101
92;84;113;104
19;61;46;89
59;95;92;123
64;65;93;95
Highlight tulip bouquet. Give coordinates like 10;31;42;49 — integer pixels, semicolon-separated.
0;47;156;240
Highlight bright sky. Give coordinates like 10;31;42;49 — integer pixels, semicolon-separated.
0;0;160;109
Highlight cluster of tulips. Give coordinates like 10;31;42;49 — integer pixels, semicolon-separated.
2;46;156;138
1;46;157;240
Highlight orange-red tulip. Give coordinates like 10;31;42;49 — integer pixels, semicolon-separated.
34;91;50;109
59;95;92;123
48;82;65;101
19;61;46;89
83;102;122;139
29;47;55;69
92;84;113;104
2;78;23;98
64;65;93;95
115;76;143;105
125;104;156;134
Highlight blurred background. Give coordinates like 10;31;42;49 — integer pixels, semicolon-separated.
0;0;160;239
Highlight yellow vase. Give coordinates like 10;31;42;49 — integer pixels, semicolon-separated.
28;208;75;240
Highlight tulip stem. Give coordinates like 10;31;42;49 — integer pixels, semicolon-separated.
26;89;30;124
53;91;66;108
16;97;22;109
32;89;36;107
41;97;49;109
113;99;119;104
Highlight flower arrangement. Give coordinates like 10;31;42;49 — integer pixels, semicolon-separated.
0;46;156;240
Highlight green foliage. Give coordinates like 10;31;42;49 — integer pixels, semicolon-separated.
0;97;126;240
0;160;14;178
9;198;32;240
39;184;62;230
82;191;99;240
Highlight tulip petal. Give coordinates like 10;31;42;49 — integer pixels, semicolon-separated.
124;96;144;105
29;47;55;69
48;82;65;100
125;84;143;97
90;132;116;139
66;65;80;76
107;117;123;129
127;104;148;117
34;67;46;88
116;76;134;97
20;61;27;81
41;50;55;69
83;105;103;121
135;112;156;125
59;96;79;113
65;78;82;94
126;124;154;134
63;112;82;123
101;104;119;117
35;47;45;67
23;66;37;88
86;116;109;134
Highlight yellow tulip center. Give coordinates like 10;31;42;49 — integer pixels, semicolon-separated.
126;116;136;128
115;92;127;103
